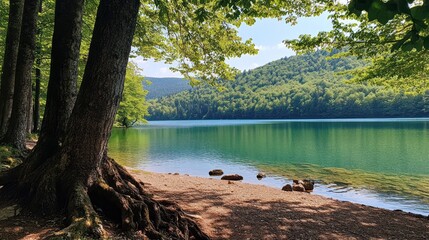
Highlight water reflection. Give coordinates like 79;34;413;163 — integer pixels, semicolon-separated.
108;119;429;215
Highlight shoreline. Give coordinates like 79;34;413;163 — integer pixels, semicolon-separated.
124;164;429;217
131;169;429;239
0;168;428;239
132;168;429;218
110;119;429;218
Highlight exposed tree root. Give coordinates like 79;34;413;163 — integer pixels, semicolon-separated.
50;185;106;239
1;155;209;239
86;157;210;239
50;216;105;239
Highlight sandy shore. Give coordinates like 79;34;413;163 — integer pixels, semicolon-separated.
132;170;429;240
0;169;428;239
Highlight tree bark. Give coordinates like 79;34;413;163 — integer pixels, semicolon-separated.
32;2;42;133
33;57;40;133
26;83;32;134
1;0;209;238
28;0;83;163
2;0;41;150
0;0;24;138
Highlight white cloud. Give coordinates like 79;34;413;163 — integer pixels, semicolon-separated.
255;44;287;51
130;57;183;77
159;67;170;73
250;63;260;69
156;67;182;78
276;43;286;49
255;45;270;51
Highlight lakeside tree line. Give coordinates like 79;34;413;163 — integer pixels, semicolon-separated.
147;51;429;120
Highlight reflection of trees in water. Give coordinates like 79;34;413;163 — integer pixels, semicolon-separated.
108;121;429;203
109;128;151;168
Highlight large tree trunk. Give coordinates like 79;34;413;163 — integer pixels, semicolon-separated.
25;83;32;134
33;56;40;133
28;0;83;165
2;0;41;150
0;0;24;138
32;2;42;133
0;0;209;238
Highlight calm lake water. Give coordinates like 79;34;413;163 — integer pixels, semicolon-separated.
108;119;429;216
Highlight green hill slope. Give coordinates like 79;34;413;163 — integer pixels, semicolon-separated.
147;51;429;120
144;77;192;99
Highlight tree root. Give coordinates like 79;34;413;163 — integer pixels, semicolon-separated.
43;185;106;240
85;157;210;239
50;216;106;239
1;153;209;239
101;157;145;198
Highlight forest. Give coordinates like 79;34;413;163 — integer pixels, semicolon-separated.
148;50;429;120
144;77;191;99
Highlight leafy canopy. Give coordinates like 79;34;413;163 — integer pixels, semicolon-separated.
348;0;429;51
284;0;429;93
115;64;149;128
133;0;332;86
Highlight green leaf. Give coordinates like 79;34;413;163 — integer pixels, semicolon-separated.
413;19;429;31
423;37;429;49
391;41;403;51
391;31;412;52
401;41;414;51
353;0;372;11
368;0;395;24
348;0;363;16
414;39;423;51
410;5;429;20
393;0;411;14
378;11;395;24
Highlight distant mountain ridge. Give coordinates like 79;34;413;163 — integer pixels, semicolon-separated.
146;50;429;120
143;77;192;99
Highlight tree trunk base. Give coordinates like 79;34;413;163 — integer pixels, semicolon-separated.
0;156;209;240
49;215;106;239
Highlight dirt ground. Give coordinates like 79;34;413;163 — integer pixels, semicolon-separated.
0;170;428;240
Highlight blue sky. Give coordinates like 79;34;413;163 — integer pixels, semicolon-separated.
133;14;332;78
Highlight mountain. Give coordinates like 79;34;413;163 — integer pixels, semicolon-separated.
147;50;429;120
143;77;192;99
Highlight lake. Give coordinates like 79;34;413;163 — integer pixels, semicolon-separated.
108;119;429;216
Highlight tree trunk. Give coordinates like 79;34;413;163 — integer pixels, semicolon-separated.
0;0;209;238
32;2;42;133
0;0;24;138
28;0;83;163
2;0;41;150
26;84;32;134
33;57;40;133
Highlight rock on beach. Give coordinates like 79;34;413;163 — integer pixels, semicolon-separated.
209;169;224;176
221;174;243;181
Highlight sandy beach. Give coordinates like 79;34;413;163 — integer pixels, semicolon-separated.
134;170;429;240
0;169;428;240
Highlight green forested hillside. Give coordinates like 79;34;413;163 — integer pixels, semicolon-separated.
147;51;429;120
144;77;192;99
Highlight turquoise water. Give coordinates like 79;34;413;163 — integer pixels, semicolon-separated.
108;119;429;216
